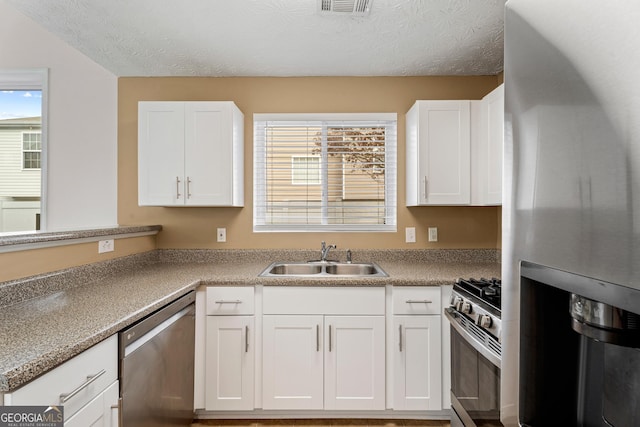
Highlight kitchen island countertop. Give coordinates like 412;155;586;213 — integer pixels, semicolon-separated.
0;248;500;393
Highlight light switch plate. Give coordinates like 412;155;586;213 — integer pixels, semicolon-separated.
405;227;416;243
428;227;438;242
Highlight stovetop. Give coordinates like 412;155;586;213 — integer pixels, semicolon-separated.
455;277;501;312
449;277;503;345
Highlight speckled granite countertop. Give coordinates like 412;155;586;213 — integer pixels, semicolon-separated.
0;248;500;393
0;225;162;248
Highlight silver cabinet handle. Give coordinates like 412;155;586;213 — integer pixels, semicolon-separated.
329;325;332;352
316;324;320;352
214;300;242;304
406;299;433;304
110;397;122;427
399;324;403;352
245;325;249;353
60;369;106;404
187;177;192;199
176;176;181;199
423;176;428;201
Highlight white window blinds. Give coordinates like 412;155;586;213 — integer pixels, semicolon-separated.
254;113;397;232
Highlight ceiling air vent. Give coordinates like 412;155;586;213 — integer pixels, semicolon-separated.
319;0;373;16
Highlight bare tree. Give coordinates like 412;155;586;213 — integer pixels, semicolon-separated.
313;127;385;180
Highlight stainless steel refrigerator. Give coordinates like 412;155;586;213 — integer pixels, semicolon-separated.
503;1;640;426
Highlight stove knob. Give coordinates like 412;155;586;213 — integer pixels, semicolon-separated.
480;315;493;328
475;315;484;326
462;301;472;314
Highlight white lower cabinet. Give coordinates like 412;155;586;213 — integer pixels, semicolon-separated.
393;315;442;410
205;316;254;410
204;287;255;411
64;381;119;427
262;315;324;410
3;335;119;426
200;285;447;417
262;314;385;411
325;316;386;410
262;286;386;412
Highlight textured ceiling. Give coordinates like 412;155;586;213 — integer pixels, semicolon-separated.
6;0;506;77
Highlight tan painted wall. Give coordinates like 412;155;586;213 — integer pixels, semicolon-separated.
0;235;156;282
118;76;501;250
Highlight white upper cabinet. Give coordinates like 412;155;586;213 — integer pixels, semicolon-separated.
138;101;244;207
471;84;504;205
406;84;504;206
406;100;471;205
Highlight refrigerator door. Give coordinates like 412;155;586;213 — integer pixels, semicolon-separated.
504;1;640;425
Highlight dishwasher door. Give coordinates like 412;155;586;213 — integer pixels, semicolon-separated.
119;291;195;427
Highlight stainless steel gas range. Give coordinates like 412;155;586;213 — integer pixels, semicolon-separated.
444;278;503;427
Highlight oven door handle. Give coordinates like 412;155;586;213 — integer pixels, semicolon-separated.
444;308;501;368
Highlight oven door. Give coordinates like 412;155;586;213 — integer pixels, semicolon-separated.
445;308;503;427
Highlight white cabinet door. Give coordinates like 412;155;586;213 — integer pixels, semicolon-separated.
64;381;119;427
205;316;254;410
324;316;385;410
138;101;243;207
406;100;471;206
484;84;504;205
184;102;240;206
393;315;442;411
138;102;185;206
262;315;324;410
471;84;504;205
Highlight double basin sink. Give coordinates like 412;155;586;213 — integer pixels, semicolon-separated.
259;261;388;277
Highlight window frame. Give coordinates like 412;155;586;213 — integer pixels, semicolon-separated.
0;68;48;231
253;113;397;233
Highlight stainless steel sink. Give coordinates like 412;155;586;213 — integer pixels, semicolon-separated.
324;263;381;276
264;263;323;276
259;261;387;277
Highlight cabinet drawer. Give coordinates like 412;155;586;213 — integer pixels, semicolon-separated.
263;286;385;315
392;287;441;314
206;286;254;315
4;335;117;420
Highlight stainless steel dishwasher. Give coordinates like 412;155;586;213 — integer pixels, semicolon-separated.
119;291;195;427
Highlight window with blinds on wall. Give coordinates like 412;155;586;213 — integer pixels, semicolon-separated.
253;113;397;232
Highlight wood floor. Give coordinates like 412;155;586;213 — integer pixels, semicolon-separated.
192;420;450;427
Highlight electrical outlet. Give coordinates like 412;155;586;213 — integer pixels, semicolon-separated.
98;239;114;253
428;227;438;242
405;227;416;243
216;228;226;243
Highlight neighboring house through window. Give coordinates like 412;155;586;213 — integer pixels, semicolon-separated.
254;113;397;232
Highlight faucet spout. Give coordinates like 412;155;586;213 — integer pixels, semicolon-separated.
320;241;337;262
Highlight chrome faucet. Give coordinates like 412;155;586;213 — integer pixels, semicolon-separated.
320;241;337;262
